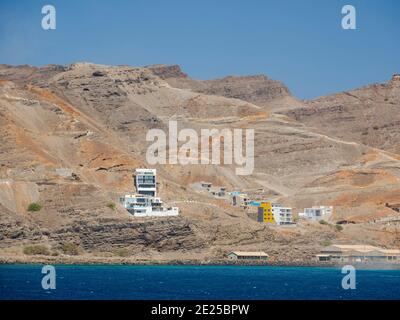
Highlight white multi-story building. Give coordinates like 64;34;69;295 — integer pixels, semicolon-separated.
299;206;333;220
135;168;156;197
318;206;333;215
272;203;293;225
119;194;179;217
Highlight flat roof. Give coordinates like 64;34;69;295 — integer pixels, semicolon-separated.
321;244;400;255
122;194;158;199
324;244;379;250
229;251;269;257
380;249;400;254
135;168;156;173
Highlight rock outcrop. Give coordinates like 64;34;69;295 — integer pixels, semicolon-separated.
146;64;292;108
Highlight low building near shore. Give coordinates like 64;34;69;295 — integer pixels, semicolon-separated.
316;244;400;263
227;251;269;261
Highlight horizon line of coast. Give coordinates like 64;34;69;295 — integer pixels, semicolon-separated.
0;254;336;267
2;254;400;270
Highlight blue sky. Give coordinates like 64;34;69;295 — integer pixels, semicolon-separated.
0;0;399;99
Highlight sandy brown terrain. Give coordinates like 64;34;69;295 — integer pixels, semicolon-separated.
0;63;399;264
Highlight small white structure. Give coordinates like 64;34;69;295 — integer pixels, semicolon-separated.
230;192;251;209
299;206;333;220
55;168;73;178
135;169;157;197
119;194;179;217
272;203;293;225
227;251;269;261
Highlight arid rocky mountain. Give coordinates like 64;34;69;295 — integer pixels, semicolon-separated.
0;63;399;264
281;74;400;154
147;64;296;110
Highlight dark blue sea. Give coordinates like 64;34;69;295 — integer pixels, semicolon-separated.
1;265;400;300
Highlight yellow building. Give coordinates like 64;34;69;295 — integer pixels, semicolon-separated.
257;202;275;223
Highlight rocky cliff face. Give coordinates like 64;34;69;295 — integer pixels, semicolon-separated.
146;64;188;79
146;64;292;109
0;63;399;263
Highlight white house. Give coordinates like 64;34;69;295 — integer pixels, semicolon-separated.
119;194;179;217
135;168;157;197
272;203;293;225
299;206;333;220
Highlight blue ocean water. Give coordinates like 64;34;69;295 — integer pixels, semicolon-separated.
1;264;400;300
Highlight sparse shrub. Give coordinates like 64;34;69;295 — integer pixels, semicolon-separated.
27;203;42;212
320;240;332;247
335;224;343;232
319;220;328;225
114;248;131;257
107;202;116;210
23;245;50;255
61;242;79;255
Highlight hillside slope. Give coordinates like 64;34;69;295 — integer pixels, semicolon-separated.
146;64;298;111
0;63;399;263
281;74;400;154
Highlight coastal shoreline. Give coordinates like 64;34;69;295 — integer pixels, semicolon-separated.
2;255;400;269
0;254;334;267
